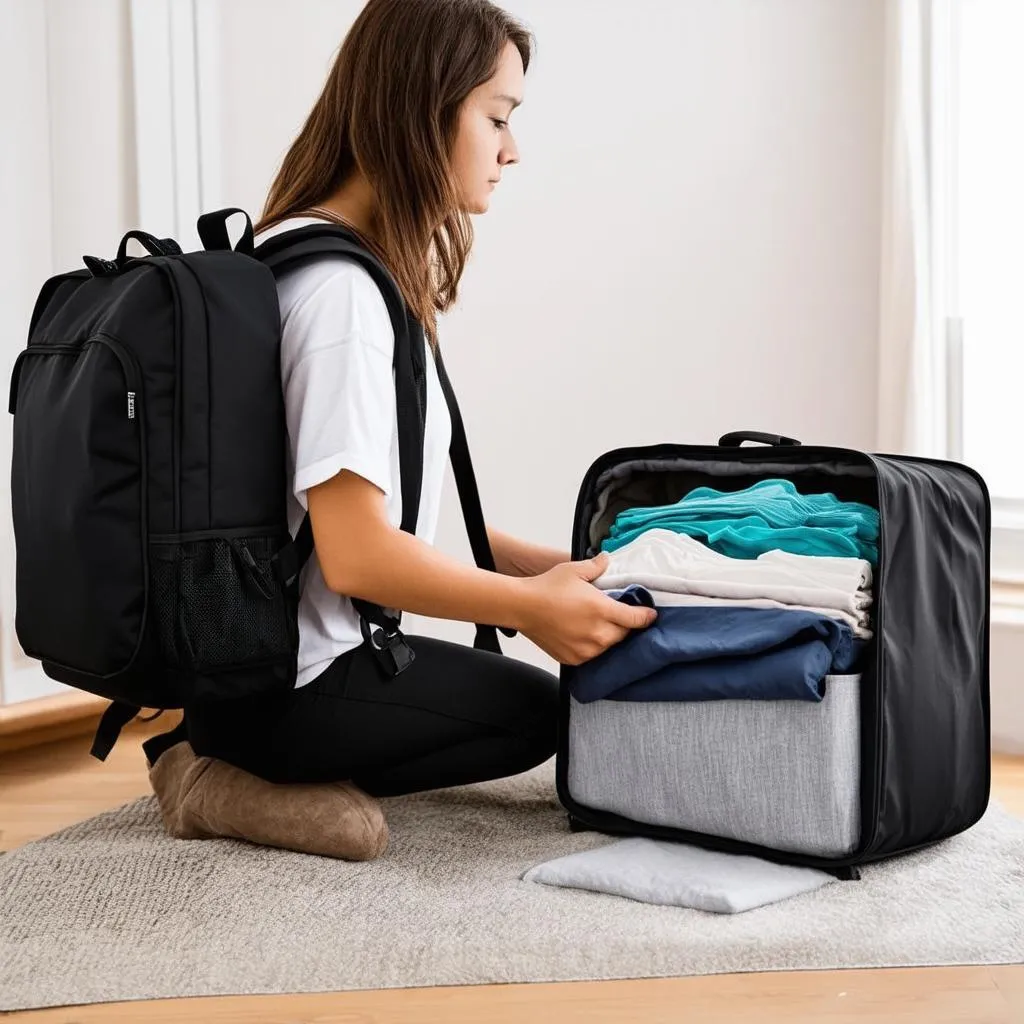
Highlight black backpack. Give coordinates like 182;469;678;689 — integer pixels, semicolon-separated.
8;207;514;760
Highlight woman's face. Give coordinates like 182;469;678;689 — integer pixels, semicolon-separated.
451;40;524;215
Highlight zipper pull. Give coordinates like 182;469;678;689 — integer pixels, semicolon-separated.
227;538;276;600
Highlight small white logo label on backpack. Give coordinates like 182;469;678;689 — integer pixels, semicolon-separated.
127;392;136;420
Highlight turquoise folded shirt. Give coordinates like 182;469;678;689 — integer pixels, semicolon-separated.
601;479;880;564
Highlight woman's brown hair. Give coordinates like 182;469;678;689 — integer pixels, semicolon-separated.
255;0;533;348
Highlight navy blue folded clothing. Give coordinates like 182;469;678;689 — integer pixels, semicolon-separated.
571;585;865;704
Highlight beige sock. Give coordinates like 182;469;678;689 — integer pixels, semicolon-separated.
147;740;388;861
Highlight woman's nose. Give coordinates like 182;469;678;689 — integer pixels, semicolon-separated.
501;133;520;166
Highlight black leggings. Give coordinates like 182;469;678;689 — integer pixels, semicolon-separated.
151;635;561;798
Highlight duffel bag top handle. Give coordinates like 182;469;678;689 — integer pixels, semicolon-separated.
719;430;802;448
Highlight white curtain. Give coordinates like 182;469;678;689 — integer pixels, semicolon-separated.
0;1;58;703
0;0;138;704
0;0;54;396
877;0;957;458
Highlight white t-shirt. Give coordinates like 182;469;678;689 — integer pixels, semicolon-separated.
255;217;452;687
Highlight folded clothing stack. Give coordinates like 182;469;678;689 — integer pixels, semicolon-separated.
572;479;877;705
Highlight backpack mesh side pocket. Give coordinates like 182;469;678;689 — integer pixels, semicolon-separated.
149;533;297;673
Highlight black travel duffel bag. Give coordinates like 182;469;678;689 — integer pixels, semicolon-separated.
557;431;990;877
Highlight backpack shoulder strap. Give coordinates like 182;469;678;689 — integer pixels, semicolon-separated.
252;223;425;644
432;347;518;651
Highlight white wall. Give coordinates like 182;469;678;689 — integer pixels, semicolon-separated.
210;0;885;664
47;0;139;270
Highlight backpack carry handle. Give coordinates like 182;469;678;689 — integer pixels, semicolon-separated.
197;208;255;255
719;430;802;448
115;230;182;265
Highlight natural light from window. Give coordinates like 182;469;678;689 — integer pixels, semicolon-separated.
958;0;1024;502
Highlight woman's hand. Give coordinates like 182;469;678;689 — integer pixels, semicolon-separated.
512;551;657;665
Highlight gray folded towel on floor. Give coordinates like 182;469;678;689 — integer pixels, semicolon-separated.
522;837;836;913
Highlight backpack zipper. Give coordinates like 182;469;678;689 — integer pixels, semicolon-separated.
10;339;141;422
152;263;183;533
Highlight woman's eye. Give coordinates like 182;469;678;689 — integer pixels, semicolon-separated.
491;118;508;131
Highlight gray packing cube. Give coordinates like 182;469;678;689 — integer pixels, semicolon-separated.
567;674;861;858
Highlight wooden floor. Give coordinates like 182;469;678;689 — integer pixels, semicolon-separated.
1;714;1022;1024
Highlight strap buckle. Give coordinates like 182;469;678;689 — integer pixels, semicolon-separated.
368;625;416;677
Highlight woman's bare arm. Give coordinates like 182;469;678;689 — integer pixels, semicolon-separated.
307;470;658;663
486;525;569;578
308;470;530;629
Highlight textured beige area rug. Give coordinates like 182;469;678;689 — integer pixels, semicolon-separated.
2;759;1023;1012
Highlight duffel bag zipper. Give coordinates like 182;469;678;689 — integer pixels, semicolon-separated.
865;456;887;854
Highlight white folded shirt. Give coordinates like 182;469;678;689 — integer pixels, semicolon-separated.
522;836;835;914
596;529;874;634
636;589;873;638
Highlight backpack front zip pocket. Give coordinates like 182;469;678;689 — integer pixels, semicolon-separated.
9;334;150;680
